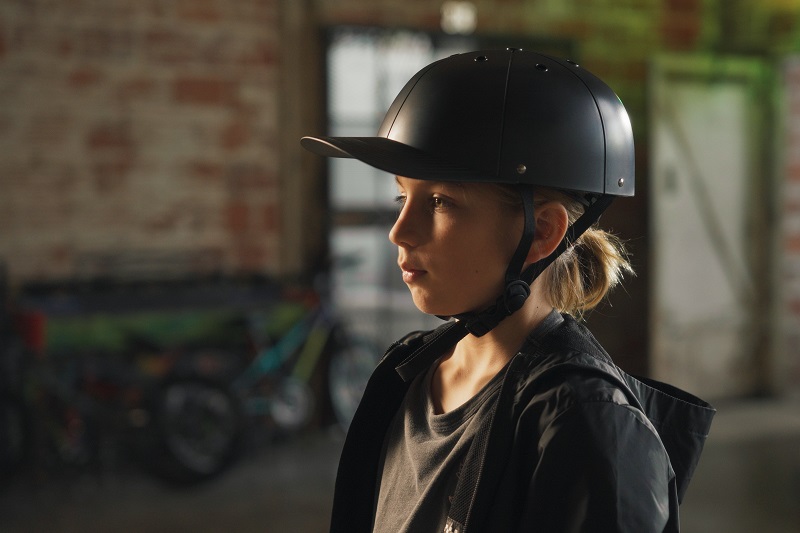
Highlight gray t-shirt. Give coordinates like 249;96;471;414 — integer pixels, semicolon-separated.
372;358;506;533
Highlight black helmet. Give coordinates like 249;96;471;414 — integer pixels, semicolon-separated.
302;49;634;337
301;48;634;196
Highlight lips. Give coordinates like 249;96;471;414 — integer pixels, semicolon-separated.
399;261;427;283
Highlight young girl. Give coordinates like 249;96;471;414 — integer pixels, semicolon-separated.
302;49;715;533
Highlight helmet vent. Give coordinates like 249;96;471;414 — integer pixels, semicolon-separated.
535;64;548;72
474;55;488;62
566;59;580;67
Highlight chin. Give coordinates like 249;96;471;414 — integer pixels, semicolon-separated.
407;284;501;318
409;293;449;317
409;295;475;318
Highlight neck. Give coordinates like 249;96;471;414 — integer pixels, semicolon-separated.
455;293;553;370
430;287;554;413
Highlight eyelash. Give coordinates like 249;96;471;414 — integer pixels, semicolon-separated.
394;194;451;212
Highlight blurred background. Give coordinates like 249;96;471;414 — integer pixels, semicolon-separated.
1;0;799;531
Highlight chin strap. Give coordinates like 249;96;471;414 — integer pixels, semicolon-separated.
400;191;616;383
455;191;615;337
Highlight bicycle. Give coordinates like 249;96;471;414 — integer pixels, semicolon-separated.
1;276;378;485
0;324;156;484
149;286;378;484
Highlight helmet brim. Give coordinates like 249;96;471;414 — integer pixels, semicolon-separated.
300;135;491;182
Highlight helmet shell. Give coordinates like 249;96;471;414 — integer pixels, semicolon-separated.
302;49;634;196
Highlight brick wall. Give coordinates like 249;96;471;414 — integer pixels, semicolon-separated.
0;0;283;284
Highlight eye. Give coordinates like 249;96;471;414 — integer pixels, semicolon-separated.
394;194;407;207
430;195;452;211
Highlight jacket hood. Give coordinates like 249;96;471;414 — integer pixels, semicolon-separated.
531;314;716;502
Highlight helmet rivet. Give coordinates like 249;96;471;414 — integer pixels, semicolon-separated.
618;178;625;187
516;164;527;174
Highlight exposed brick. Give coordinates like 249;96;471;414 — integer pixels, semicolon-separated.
92;156;133;193
224;200;249;233
144;204;185;232
173;76;238;106
51;166;81;195
145;29;200;64
68;66;104;88
787;233;800;253
176;0;223;22
87;122;133;151
235;243;267;271
115;76;157;101
230;0;279;25
57;34;74;58
237;40;278;68
225;163;276;194
262;203;280;232
188;160;224;183
220;120;250;150
75;28;134;60
49;244;73;270
27;113;73;145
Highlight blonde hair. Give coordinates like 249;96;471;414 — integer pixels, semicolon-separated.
492;185;634;318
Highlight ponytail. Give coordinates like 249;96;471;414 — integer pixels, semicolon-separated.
490;184;634;318
543;225;633;317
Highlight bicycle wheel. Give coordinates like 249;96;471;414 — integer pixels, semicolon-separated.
327;336;379;430
154;378;242;483
269;377;314;430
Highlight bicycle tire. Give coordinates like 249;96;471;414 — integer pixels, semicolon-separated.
152;378;243;484
269;377;314;430
327;334;379;431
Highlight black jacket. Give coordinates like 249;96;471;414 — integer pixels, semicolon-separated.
330;315;715;533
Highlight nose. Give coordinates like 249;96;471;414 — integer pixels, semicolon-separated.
389;201;420;248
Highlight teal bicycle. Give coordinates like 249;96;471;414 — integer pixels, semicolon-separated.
151;287;378;483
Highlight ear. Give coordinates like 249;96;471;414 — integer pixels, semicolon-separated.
525;201;569;265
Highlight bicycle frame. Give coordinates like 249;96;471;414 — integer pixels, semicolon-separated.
231;303;335;416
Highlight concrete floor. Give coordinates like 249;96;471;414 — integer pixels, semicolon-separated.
2;398;799;533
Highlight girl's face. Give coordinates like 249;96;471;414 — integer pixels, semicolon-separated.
389;177;523;317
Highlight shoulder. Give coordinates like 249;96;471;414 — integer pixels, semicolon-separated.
516;313;625;391
512;348;642;428
510;316;658;438
510;349;672;474
513;316;631;410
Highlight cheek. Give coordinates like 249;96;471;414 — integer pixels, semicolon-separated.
446;234;510;287
485;213;524;265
